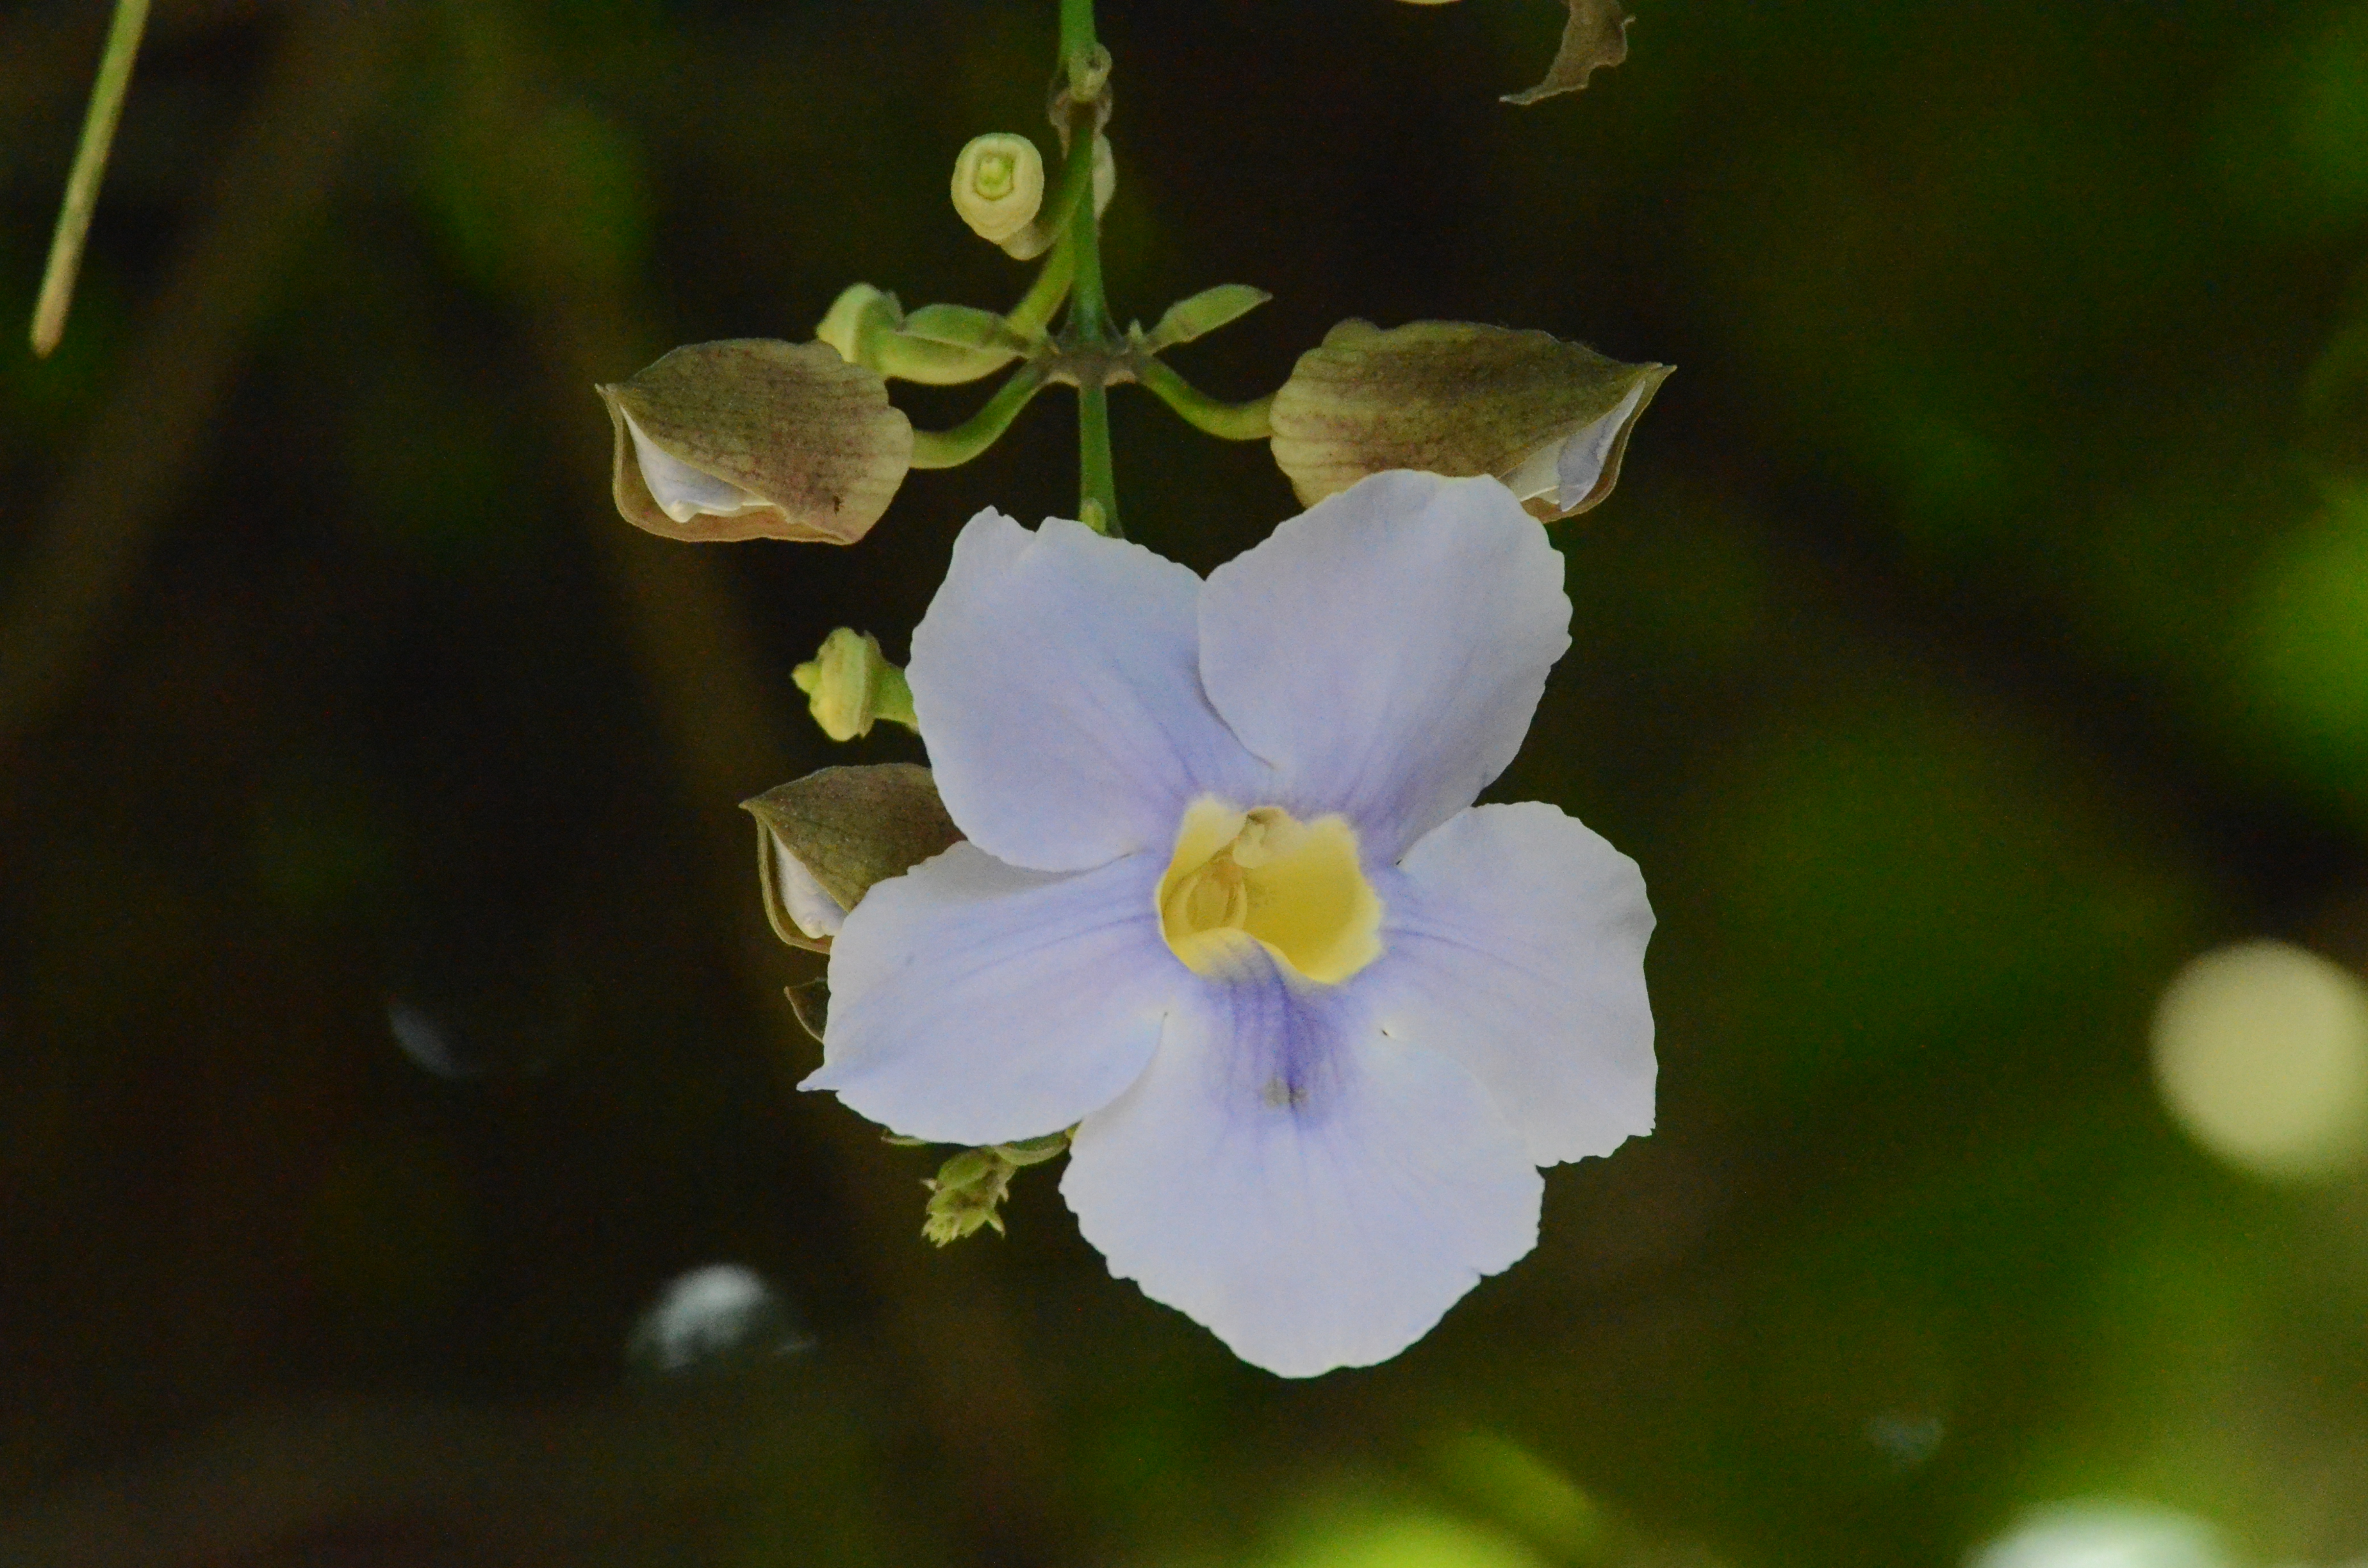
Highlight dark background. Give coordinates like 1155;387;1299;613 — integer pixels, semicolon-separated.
5;1;2368;1564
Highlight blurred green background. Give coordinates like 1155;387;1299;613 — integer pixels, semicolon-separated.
6;1;2368;1564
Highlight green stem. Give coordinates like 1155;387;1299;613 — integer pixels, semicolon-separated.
1059;0;1097;64
1057;0;1120;536
909;364;1049;469
1003;228;1074;341
31;0;150;357
1134;357;1276;441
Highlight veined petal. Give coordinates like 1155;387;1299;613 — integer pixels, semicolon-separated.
806;844;1180;1145
1368;803;1655;1165
1062;947;1541;1377
1197;473;1570;860
910;510;1267;873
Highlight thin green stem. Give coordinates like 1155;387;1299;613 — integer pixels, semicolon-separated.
31;0;151;357
1056;3;1120;537
909;364;1050;469
1003;229;1074;340
1059;0;1098;64
1134;357;1276;441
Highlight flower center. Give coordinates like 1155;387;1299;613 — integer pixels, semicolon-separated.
1157;797;1383;986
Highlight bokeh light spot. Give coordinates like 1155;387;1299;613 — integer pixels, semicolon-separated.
628;1264;810;1375
2151;940;2368;1181
2246;484;2368;801
1969;1501;2230;1568
1269;1512;1543;1568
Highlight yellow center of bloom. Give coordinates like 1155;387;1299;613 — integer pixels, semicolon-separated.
1156;797;1384;986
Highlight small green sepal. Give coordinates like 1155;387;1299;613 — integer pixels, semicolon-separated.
898;303;1037;354
1144;284;1272;351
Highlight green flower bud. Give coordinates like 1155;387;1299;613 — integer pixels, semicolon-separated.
790;628;917;742
964;131;1114;263
1269;320;1671;519
815;283;902;367
598;339;912;544
814;284;1023;386
951;133;1046;246
741;762;960;952
916;1131;1072;1245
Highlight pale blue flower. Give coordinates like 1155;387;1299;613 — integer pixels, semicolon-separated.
805;471;1656;1377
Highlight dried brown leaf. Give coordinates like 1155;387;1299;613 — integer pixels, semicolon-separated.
1502;0;1632;106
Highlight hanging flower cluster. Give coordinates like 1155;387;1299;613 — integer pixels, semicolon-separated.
593;0;1668;1376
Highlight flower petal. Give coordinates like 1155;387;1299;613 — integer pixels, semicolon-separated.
769;835;847;940
1062;947;1541;1377
805;844;1180;1145
1368;803;1655;1165
1197;472;1571;859
910;510;1267;873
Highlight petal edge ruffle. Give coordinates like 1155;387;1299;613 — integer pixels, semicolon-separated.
1367;802;1655;1165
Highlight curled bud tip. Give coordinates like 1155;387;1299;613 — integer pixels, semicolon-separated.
816;282;900;367
952;133;1046;245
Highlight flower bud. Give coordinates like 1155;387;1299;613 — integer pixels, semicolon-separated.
1269;320;1671;519
742;762;960;952
791;628;916;742
815;284;1024;386
917;1131;1072;1245
815;282;901;367
922;1151;1013;1244
951;133;1046;246
598;339;913;543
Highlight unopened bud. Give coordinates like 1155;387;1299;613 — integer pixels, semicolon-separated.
741;762;960;952
815;283;901;367
598;339;912;543
917;1131;1072;1245
816;283;1023;386
791;628;917;742
952;133;1046;246
1269;320;1670;519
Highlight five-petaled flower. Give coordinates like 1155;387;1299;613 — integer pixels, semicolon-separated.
805;471;1656;1377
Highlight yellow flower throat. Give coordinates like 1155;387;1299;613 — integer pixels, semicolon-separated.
1157;797;1384;986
